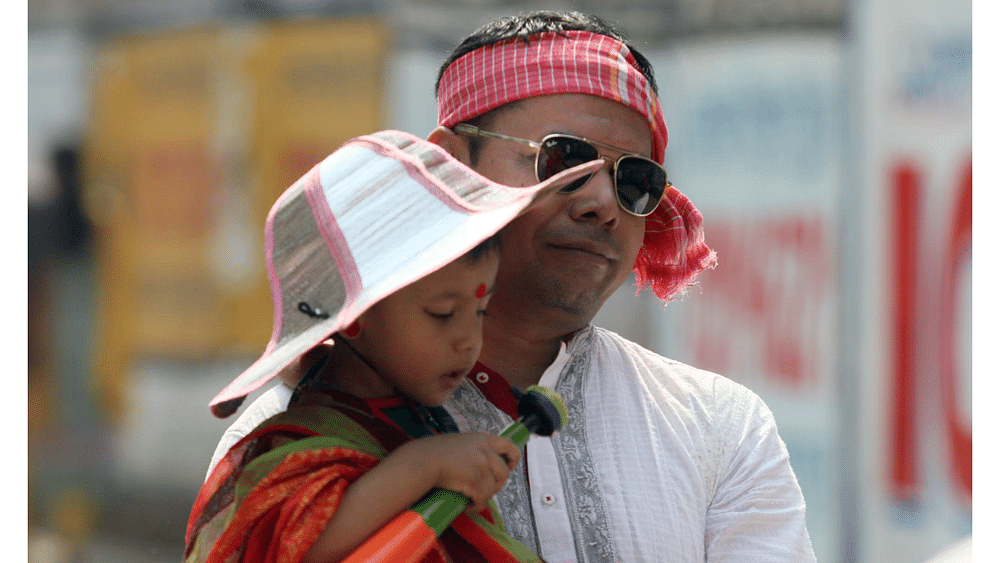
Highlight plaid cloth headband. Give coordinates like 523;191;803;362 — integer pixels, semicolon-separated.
437;30;668;163
436;30;715;301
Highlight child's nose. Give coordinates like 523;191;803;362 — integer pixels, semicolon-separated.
454;327;482;357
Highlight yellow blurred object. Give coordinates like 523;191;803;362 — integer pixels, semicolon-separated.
82;17;387;421
52;488;99;546
234;16;388;350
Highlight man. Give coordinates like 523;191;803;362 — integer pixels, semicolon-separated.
205;11;816;562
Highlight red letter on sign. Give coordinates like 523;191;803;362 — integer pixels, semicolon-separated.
941;156;972;502
889;161;921;500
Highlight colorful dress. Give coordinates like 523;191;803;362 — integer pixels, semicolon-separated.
185;374;542;563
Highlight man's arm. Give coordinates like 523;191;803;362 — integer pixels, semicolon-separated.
705;390;816;561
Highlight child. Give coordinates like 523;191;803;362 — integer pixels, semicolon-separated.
183;130;601;563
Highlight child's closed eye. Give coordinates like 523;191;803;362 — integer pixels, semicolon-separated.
425;308;454;320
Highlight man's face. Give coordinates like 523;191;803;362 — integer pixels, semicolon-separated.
466;94;652;327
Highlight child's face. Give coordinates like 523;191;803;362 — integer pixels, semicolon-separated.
353;250;501;406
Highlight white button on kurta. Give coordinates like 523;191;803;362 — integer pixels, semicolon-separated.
527;344;578;563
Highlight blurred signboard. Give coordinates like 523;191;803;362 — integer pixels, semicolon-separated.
851;0;972;559
251;17;388;214
83;17;387;418
650;34;843;561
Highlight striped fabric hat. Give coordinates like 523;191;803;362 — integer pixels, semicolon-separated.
209;130;603;417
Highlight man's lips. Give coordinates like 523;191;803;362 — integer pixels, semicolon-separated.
548;240;617;262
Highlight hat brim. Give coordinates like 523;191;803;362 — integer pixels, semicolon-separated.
209;130;603;418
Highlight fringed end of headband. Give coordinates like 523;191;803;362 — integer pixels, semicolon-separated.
633;186;717;302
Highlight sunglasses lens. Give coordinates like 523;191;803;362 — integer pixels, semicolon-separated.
537;137;600;192
616;158;667;216
537;135;667;216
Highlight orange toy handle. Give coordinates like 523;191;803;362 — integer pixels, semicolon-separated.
342;510;438;563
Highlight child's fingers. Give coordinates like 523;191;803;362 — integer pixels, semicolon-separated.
461;463;498;513
491;436;521;471
487;451;512;494
422;433;521;512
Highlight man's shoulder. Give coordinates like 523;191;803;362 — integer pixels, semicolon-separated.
582;327;773;433
205;383;295;479
230;383;296;429
585;326;751;396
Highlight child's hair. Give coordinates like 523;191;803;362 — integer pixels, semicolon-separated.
463;231;502;263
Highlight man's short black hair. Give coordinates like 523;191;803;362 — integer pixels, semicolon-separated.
435;11;659;166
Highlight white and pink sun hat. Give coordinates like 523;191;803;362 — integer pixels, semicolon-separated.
209;129;602;418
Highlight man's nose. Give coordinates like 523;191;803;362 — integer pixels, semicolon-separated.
566;159;620;228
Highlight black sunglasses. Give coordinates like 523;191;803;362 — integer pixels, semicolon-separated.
453;123;669;217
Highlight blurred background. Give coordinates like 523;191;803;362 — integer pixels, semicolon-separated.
26;0;973;561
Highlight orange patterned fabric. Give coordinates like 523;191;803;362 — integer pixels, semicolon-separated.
185;392;537;563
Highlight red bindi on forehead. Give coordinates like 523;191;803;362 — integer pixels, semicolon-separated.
475;283;487;299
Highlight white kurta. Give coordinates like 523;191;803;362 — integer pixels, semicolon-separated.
443;326;815;562
205;325;816;562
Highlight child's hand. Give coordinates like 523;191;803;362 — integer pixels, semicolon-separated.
301;432;520;563
398;433;521;513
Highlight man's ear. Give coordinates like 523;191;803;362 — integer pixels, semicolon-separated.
428;126;472;165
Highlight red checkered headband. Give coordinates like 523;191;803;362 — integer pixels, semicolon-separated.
437;30;716;301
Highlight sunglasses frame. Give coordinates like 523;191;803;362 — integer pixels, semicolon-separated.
453;123;670;217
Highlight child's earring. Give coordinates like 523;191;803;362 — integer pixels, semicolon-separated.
344;320;361;339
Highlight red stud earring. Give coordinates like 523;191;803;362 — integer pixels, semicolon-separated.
344;320;361;338
475;283;487;299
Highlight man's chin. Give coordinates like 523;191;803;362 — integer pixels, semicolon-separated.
536;285;605;323
499;270;615;324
